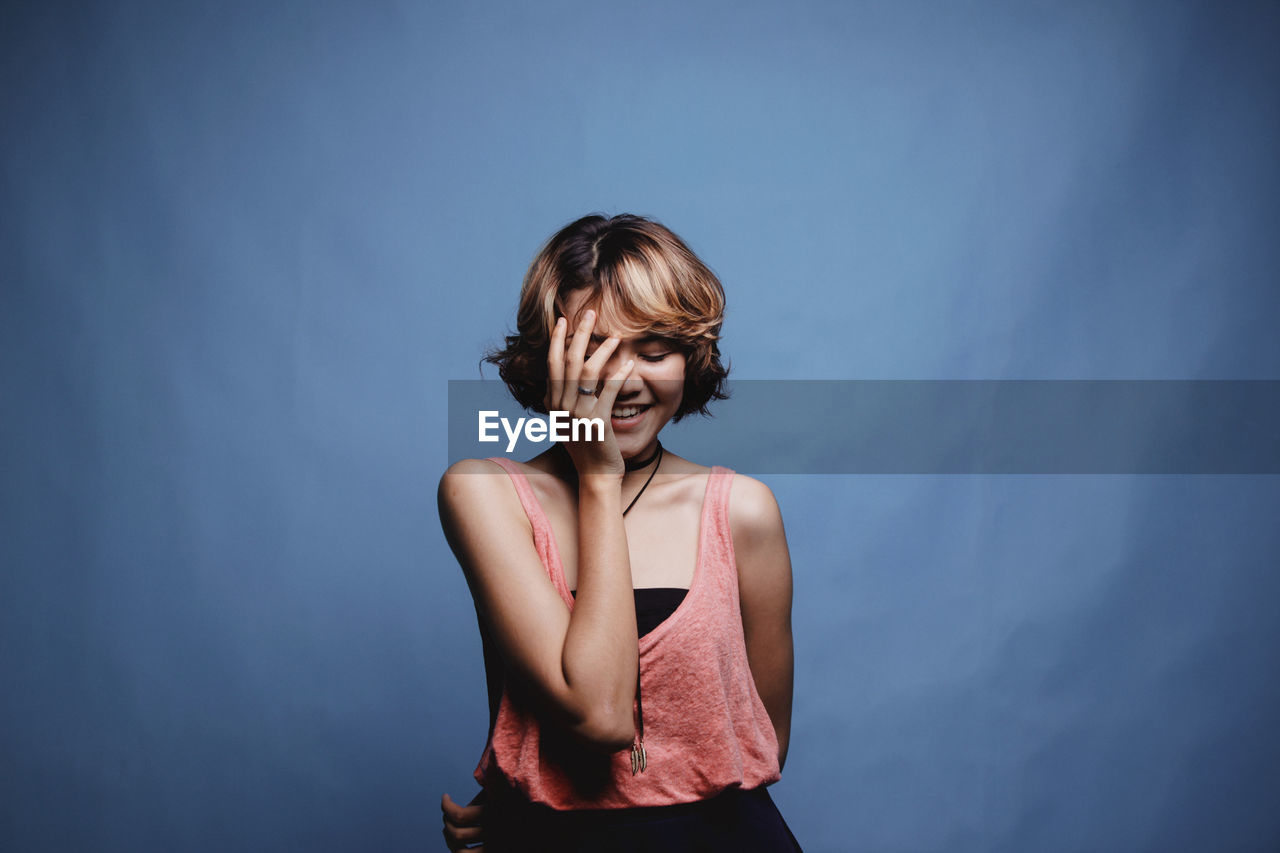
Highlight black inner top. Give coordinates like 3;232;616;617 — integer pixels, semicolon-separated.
571;587;689;637
482;588;688;734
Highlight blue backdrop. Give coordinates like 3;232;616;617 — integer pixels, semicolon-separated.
3;1;1278;851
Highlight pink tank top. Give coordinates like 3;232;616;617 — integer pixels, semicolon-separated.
473;458;782;808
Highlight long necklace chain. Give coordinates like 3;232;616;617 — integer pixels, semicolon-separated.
621;441;662;774
622;442;663;518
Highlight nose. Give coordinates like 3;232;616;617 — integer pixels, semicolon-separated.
614;373;642;398
612;357;645;400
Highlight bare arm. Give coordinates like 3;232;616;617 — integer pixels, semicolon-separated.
438;461;638;752
730;474;795;770
437;309;640;751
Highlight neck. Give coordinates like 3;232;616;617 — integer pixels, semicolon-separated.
548;441;664;484
624;440;662;472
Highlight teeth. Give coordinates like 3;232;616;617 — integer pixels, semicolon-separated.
612;405;648;419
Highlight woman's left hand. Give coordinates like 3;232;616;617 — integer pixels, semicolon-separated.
441;792;485;851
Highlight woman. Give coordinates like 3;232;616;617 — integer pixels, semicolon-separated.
438;214;799;851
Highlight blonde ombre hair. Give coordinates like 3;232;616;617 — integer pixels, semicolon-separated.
486;214;729;420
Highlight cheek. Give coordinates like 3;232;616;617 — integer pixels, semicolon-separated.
655;359;687;409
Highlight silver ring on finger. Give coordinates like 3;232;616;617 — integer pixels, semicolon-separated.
577;386;596;396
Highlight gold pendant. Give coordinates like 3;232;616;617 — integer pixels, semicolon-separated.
630;741;647;774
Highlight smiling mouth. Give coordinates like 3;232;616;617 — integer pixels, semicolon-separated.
612;404;652;419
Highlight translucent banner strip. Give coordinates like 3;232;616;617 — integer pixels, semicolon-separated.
447;380;1280;474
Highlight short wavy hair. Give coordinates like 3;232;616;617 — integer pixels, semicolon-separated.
485;214;729;421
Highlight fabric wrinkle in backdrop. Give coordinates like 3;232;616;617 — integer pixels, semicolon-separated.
2;1;1278;851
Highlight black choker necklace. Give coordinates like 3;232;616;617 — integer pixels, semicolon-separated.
624;441;663;472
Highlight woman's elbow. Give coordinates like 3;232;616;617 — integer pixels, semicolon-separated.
571;708;634;754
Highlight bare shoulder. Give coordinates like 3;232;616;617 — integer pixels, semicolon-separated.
437;457;529;534
728;473;786;544
440;457;506;478
438;457;507;500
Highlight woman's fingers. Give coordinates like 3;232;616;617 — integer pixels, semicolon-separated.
442;823;483;850
576;335;620;403
596;358;636;414
563;309;596;402
441;793;483;826
441;793;484;851
544;316;567;411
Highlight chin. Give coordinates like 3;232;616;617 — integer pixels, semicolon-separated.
620;440;653;459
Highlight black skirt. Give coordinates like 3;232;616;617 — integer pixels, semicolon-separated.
484;783;803;853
